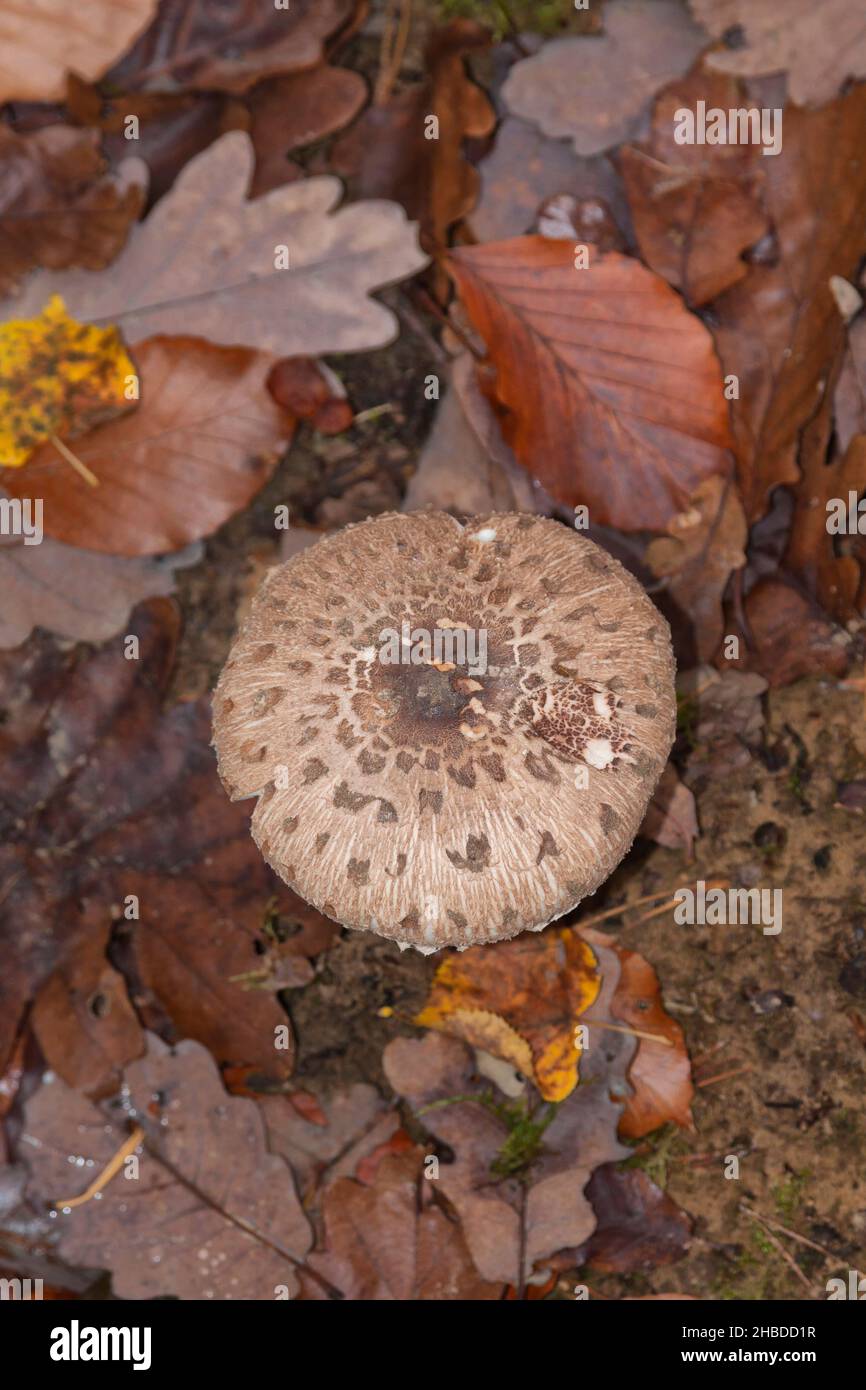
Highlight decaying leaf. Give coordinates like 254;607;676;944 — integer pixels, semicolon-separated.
0;532;198;649
0;0;157;104
834;316;866;454
1;336;295;555
248;66;367;198
448;238;733;529
729;578;851;687
710;84;866;522
305;1147;503;1300
0;126;145;299
0;296;136;468
785;434;866;622
22;1035;313;1299
0;600;313;1080
690;0;866;106
114;0;359;95
0;133;428;357
501;0;705;157
261;1082;400;1199
609;947;694;1138
620;68;769;307
416;929;602;1102
640;763;699;858
332;19;495;255
645;476;748;663
583;1163;692;1273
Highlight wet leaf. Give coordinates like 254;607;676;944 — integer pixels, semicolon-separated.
0;132;428;357
0;126;145;299
0;0;157;103
448;238;733;529
21;1035;313;1299
690;0;866;106
2;336;295;555
584;1163;692;1273
0;296;136;468
501;0;705;157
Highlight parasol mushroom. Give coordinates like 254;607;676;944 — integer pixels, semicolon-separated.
212;511;676;952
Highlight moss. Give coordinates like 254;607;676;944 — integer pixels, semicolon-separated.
436;0;591;41
772;1169;812;1221
623;1123;689;1188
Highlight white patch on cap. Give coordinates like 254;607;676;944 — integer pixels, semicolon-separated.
584;737;615;770
471;528;497;543
592;691;612;719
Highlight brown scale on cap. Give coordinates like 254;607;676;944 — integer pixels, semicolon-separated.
212;511;676;953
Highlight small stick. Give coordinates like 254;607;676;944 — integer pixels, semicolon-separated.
579;879;729;930
581;1017;674;1048
696;1063;752;1089
55;1126;144;1209
50;434;99;488
740;1205;836;1261
741;1207;814;1295
691;1039;729;1070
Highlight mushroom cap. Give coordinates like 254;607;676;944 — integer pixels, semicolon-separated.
212;512;676;952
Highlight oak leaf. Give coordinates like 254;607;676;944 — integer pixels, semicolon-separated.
0;0;157;104
448;238;733;529
0;296;136;468
0;132;428;357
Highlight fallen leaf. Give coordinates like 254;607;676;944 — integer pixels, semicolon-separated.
728;577;851;687
690;0;866;106
709;84;866;521
21;1035;313;1299
0;296;137;468
305;1148;503;1300
0;533;198;648
448;238;733;529
266;357;353;434
0;126;145;299
0;132;428;357
785;434;866;621
609;947;694;1137
645;476;747;662
583;1163;692;1272
677;666;767;789
384;968;633;1288
415;928;602;1102
834;317;866;454
619;67;769;306
248;66;367;198
31;919;144;1099
2;336;294;555
0;0;157;103
469;115;629;244
0;599;306;1080
403;352;543;516
261;1082;399;1198
501;0;705;157
639;763;699;857
332;19;495;255
114;0;359;95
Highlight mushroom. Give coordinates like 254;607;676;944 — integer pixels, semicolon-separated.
212;511;676;952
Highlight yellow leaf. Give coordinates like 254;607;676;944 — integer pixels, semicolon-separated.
415;929;602;1102
0;295;136;468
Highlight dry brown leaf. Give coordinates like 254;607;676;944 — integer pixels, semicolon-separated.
619;67;769;307
22;1035;313;1299
262;1083;399;1199
690;0;866;106
2;337;294;556
609;946;694;1138
640;763;699;858
331;19;495;256
0;126;145;298
305;1148;503;1300
786;430;866;621
0;0;157;103
583;1163;692;1273
710;84;866;522
0;132;428;357
730;577;851;687
645;475;747;662
501;0;705;157
835;317;866;454
448;238;733;530
0;532;198;648
248;66;367;198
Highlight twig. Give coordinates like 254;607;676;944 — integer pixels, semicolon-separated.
375;0;412;105
50;435;99;488
696;1063;752;1089
740;1205;837;1261
741;1207;815;1295
55;1127;144;1209
581;1017;674;1048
